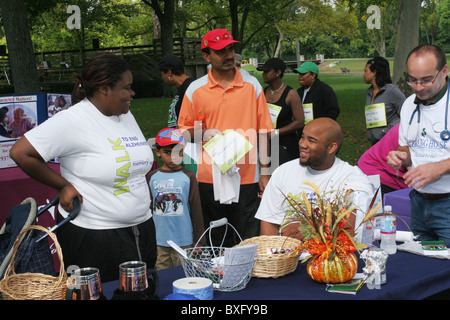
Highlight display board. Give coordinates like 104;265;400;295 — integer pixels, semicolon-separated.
0;93;72;169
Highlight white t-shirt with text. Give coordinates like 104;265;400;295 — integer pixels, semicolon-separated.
255;158;374;234
25;98;154;229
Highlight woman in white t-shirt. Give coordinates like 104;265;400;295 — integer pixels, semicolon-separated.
10;53;156;283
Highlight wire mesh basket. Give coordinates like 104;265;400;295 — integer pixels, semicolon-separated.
178;218;258;292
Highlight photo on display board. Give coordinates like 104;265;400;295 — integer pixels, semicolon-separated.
0;96;39;168
47;93;72;117
0;101;37;141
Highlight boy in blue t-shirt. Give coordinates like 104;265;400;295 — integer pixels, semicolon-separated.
148;128;204;270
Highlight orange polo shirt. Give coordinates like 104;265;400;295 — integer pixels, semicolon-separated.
178;68;273;184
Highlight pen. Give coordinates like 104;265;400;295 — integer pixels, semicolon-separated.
355;278;366;291
395;152;400;178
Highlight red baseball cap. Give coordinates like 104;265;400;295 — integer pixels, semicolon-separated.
201;29;240;50
155;128;185;147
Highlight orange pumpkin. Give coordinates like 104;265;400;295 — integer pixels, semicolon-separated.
306;252;358;284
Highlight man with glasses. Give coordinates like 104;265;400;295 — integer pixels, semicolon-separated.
387;44;450;246
178;29;273;246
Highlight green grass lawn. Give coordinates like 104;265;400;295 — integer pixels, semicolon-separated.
325;58;379;74
130;70;373;166
325;55;450;74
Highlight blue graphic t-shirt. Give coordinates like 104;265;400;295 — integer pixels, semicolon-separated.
149;168;195;247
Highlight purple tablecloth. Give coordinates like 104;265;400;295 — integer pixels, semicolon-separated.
1;163;60;227
1;164;60;271
102;250;450;300
383;188;412;231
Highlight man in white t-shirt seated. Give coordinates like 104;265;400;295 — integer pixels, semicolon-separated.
256;117;374;241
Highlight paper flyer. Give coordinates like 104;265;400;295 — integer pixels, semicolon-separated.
203;130;253;174
221;244;258;288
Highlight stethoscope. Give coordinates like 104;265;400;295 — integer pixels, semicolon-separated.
408;82;450;141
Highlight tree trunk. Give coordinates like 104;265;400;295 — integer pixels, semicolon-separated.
296;38;301;68
274;24;284;58
159;0;174;56
229;0;241;53
144;0;175;97
393;0;421;96
144;0;174;56
152;10;161;40
0;0;41;94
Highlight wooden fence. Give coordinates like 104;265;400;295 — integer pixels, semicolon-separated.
0;38;208;91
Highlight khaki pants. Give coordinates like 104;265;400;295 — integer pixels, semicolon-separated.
156;245;192;271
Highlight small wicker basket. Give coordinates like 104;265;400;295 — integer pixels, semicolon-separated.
239;235;302;278
0;225;67;300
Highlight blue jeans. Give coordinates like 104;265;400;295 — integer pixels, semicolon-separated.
409;190;450;246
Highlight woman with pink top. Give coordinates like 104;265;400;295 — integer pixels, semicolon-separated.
358;123;408;196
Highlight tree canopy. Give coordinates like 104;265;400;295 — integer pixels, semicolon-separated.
0;0;448;93
2;0;447;58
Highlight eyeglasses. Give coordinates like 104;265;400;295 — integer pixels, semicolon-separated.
407;68;442;87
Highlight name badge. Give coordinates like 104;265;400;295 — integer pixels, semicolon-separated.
365;103;387;129
303;103;313;123
267;103;282;128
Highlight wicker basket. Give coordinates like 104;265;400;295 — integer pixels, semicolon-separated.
0;225;67;300
239;236;302;278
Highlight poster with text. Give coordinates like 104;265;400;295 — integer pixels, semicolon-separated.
0;94;47;169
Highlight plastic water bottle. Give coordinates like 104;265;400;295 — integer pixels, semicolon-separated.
362;217;376;247
380;205;397;254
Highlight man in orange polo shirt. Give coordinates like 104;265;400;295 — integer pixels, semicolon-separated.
178;29;274;246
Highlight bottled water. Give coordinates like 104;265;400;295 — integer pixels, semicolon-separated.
380;205;397;254
362;217;376;247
